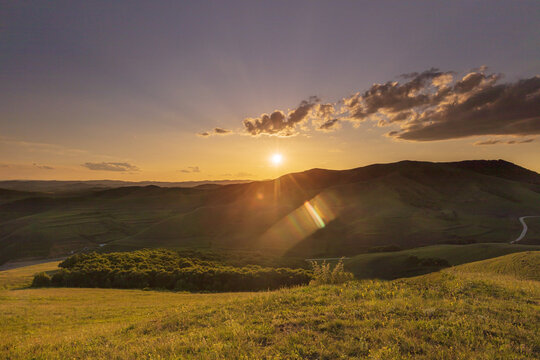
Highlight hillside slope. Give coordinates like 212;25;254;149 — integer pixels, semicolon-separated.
451;251;540;281
1;159;540;263
345;243;540;280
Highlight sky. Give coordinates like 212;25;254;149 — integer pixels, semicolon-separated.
1;0;539;181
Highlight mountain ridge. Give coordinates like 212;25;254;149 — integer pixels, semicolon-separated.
1;159;539;264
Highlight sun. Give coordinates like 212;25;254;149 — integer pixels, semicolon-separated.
270;153;283;166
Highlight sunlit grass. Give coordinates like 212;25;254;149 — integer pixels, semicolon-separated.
0;261;60;290
1;254;538;359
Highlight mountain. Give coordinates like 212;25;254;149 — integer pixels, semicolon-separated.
0;179;253;194
1;159;540;264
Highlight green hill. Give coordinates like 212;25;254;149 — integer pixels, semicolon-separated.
450;251;540;281
344;243;540;280
2;159;540;264
0;260;60;290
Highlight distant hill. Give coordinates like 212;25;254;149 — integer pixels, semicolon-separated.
1;159;540;264
0;179;253;193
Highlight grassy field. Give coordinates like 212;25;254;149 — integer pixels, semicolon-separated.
0;261;60;290
1;253;538;359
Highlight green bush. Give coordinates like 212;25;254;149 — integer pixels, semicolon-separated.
31;272;51;287
35;249;311;292
310;259;354;285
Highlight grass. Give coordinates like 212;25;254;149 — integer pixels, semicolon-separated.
452;251;540;281
345;243;540;279
0;253;538;359
0;261;60;290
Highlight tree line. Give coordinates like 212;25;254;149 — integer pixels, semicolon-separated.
32;249;312;292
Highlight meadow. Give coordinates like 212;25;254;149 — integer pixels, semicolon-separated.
1;252;538;359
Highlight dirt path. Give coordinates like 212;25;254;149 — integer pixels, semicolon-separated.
511;216;540;244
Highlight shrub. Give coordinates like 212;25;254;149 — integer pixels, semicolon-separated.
31;272;51;287
310;259;354;285
35;249;312;292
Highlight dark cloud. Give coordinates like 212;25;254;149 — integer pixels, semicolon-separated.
475;138;535;145
318;119;340;131
214;127;231;134
344;68;454;123
33;163;54;170
339;68;539;141
474;139;502;145
198;128;232;137
395;75;540;141
180;166;200;173
226;67;540;142
82;162;139;172
243;96;320;136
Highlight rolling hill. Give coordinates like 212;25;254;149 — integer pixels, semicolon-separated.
344;243;540;280
1;159;540;264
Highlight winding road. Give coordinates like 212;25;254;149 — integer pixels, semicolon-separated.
511;216;540;244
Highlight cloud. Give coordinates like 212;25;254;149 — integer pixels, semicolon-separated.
313;103;341;132
213;127;231;134
318;119;340;131
340;68;539;141
475;138;535;145
82;162;139;172
229;67;540;142
198;128;232;137
33;163;54;170
343;68;455;125
180;166;201;173
243;96;320;136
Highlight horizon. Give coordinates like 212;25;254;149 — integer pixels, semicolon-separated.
2;1;539;181
1;158;537;183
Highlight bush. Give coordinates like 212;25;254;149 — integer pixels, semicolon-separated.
310;259;354;285
31;272;51;287
35;249;312;292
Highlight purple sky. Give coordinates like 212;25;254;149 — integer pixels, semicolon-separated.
1;1;539;180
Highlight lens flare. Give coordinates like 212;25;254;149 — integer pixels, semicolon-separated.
257;192;341;254
304;201;325;228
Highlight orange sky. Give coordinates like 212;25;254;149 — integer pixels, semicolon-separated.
1;127;539;181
